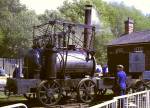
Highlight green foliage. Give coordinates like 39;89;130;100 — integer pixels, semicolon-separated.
38;10;62;23
104;2;150;37
94;33;115;64
0;0;150;63
58;0;85;23
0;0;39;57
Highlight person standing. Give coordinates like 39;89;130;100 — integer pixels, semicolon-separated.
96;64;102;73
116;65;127;108
13;64;21;78
95;64;103;77
102;64;109;76
116;65;127;96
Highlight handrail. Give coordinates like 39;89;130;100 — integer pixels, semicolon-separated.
114;90;150;99
90;99;116;108
0;103;27;108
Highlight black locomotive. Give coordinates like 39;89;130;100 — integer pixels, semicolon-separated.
4;5;140;107
5;5;105;107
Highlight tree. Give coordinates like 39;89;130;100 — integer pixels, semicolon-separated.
0;0;39;57
104;2;150;37
38;10;63;23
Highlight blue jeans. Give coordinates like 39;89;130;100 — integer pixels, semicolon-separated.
120;88;126;96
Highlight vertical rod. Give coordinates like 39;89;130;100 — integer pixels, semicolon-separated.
63;24;66;47
3;57;4;69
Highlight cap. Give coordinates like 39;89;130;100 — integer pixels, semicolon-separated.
117;65;124;69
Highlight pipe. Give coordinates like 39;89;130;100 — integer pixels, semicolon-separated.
84;5;92;49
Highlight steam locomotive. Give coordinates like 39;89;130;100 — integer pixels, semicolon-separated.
4;5;140;107
5;5;105;107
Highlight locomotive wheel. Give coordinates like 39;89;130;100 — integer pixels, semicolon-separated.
133;81;148;92
126;86;135;94
23;93;37;100
77;78;96;103
37;80;62;106
97;89;107;95
127;81;150;94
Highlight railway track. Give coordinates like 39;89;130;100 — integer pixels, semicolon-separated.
0;94;114;108
49;103;89;108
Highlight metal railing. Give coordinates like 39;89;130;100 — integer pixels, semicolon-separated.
0;103;27;108
0;58;23;76
91;90;150;108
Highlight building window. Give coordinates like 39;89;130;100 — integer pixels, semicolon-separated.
134;47;143;52
116;48;124;54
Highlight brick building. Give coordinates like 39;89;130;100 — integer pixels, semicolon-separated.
107;18;150;78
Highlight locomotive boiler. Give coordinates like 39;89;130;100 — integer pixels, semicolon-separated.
40;49;96;79
57;50;96;78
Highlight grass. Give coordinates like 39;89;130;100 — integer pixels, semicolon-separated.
0;92;26;102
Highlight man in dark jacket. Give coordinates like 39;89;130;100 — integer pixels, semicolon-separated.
13;64;21;78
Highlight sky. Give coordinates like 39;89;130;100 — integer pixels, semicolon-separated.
20;0;150;15
20;0;70;14
104;0;150;14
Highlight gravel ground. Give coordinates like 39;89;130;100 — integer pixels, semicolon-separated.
0;91;114;108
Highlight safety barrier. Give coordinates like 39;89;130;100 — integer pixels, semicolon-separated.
0;58;23;76
0;103;27;108
90;90;150;108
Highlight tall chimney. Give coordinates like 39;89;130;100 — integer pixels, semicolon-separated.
84;5;92;49
124;17;134;34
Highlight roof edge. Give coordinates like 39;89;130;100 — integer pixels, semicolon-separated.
107;42;150;47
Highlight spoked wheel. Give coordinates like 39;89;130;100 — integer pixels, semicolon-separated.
77;78;96;103
37;80;62;106
144;81;150;89
127;81;148;94
97;89;107;95
134;81;146;92
23;93;37;100
126;87;135;94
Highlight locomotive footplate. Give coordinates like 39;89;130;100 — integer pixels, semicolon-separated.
92;77;115;90
5;78;41;95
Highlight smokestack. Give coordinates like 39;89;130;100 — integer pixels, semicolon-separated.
124;17;134;34
84;5;92;49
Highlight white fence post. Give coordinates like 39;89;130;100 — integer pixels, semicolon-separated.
147;90;150;108
90;90;150;108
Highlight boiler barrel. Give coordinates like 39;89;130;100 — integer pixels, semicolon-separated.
56;50;96;78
